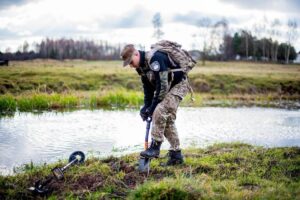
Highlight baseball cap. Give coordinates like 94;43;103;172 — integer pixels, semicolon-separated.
120;44;135;67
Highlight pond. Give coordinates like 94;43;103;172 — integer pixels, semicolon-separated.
0;107;299;175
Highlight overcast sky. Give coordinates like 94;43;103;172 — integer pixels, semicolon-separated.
0;0;299;52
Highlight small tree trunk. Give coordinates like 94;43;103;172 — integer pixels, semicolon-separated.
285;44;290;64
245;35;248;59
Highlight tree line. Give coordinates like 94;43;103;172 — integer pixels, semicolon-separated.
219;32;297;62
191;17;298;64
0;38;122;60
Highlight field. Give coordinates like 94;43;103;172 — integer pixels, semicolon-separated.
0;60;300;113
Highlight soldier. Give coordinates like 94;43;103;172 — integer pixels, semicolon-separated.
120;43;190;165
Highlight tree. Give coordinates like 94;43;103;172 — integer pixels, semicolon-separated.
252;24;260;61
196;17;212;65
5;47;11;53
286;19;298;64
152;12;164;41
269;19;281;62
253;16;268;60
278;43;296;62
22;41;29;53
261;16;268;59
232;32;242;56
210;18;229;59
241;30;250;58
223;34;234;60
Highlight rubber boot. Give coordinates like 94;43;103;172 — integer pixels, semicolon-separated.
140;140;162;158
166;150;184;165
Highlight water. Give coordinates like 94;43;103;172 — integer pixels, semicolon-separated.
0;107;300;175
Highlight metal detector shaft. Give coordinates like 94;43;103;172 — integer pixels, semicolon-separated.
61;158;77;172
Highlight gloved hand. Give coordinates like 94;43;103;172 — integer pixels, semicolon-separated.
140;106;148;121
145;107;154;118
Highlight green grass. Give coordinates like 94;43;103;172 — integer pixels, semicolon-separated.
0;142;299;199
0;90;144;113
0;90;299;114
0;95;16;112
0;60;299;113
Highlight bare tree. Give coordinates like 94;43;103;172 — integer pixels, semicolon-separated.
22;41;29;53
241;30;250;59
252;16;268;61
197;17;212;65
5;47;11;53
210;18;229;58
252;24;260;61
286;19;298;64
152;12;164;41
262;16;268;60
269;19;281;62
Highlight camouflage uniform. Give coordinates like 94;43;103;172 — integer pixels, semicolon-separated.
120;42;196;161
151;78;189;150
132;48;192;152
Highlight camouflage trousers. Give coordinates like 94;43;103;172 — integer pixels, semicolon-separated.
151;78;189;151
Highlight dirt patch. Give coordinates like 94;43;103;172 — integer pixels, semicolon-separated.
123;172;146;188
110;160;135;173
71;174;104;191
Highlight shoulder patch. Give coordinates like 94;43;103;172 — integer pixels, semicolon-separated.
150;61;160;71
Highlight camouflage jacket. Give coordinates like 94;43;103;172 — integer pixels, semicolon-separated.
136;50;185;114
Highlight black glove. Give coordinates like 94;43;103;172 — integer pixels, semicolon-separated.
145;107;154;118
140;106;149;121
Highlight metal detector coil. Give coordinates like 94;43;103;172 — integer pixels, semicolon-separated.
51;151;85;180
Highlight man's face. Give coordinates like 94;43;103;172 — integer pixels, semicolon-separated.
129;51;140;69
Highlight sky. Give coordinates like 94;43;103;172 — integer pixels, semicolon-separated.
0;0;299;52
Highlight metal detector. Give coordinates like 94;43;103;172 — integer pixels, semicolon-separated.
28;151;85;195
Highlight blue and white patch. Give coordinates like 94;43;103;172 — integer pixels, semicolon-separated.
150;61;160;71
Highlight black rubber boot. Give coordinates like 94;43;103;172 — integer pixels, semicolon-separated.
166;150;184;165
140;140;162;158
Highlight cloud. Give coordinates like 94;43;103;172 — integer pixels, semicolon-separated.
171;11;242;28
97;7;152;29
0;0;30;9
0;28;19;39
221;0;300;13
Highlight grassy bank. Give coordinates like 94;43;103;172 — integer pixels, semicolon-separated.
0;91;299;115
0;60;300;113
0;142;299;199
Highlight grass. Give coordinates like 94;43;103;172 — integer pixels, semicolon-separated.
0;90;144;113
0;142;299;199
0;60;300;113
1;90;298;114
